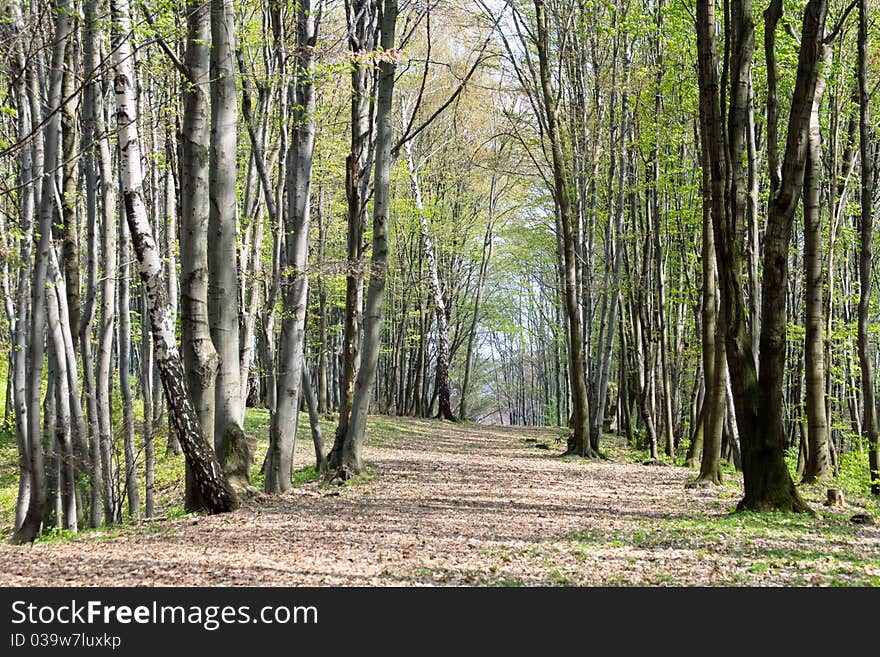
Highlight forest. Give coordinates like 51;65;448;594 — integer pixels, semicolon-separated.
0;0;878;587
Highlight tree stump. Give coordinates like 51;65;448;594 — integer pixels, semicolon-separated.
823;488;844;507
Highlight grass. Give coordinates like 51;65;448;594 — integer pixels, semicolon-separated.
0;402;406;540
557;508;880;586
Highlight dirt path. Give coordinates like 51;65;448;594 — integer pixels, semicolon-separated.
1;418;878;586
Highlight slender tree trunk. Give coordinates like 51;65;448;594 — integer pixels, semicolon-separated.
8;0;35;532
13;0;72;543
266;0;320;493
93;29;120;524
330;0;377;465
60;30;80;347
302;366;327;473
141;288;155;517
694;0;726;484
119;217;140;519
336;0;398;475
534;0;595;458
316;189;330;413
46;256;77;531
857;0;880;496
47;238;89;528
44;349;59;530
81;0;104;526
802;43;832;483
404;141;455;420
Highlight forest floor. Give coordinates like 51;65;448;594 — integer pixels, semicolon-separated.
1;416;879;586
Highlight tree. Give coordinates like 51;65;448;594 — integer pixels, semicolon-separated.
857;0;880;496
328;0;378;465
12;0;72;544
692;0;726;486
110;0;237;514
801;38;832;484
266;0;322;492
738;0;827;512
180;0;220;510
332;0;399;476
209;0;250;493
533;0;596;458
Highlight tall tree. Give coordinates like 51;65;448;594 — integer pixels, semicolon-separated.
81;0;104;525
119;218;140;520
801;41;832;484
742;0;827;512
109;0;238;514
533;0;595;458
333;0;399;475
857;0;880;496
329;0;378;463
403;139;456;420
12;0;72;544
180;0;219;510
209;0;250;493
266;0;322;492
693;0;726;485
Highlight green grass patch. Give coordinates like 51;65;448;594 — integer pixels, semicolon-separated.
561;507;878;585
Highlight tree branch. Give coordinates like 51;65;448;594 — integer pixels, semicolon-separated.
138;2;191;81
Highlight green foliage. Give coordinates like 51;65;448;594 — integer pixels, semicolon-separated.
292;465;320;487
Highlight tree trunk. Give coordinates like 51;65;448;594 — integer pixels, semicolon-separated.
110;0;237;514
180;0;219;510
266;0;320;493
93;17;119;524
404;141;455;421
12;0;70;543
329;0;377;465
81;0;104;526
694;0;725;484
534;0;595;458
302;366;327;473
60;30;80;347
209;0;249;494
336;0;398;475
119;216;140;520
141;288;155;517
12;0;72;544
857;0;880;496
46;256;77;531
801;43;832;483
744;0;827;512
162;134;181;455
8;0;36;533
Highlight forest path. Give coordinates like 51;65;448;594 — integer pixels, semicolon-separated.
1;417;878;586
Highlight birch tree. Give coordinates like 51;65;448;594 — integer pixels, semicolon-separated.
110;0;238;514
